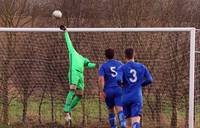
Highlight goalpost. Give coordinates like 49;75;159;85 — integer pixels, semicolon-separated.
0;27;196;128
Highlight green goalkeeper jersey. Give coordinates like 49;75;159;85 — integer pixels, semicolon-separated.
64;32;96;73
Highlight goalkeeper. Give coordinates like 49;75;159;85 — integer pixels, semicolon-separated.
60;25;96;122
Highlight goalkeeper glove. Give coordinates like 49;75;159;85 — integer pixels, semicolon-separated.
60;25;66;31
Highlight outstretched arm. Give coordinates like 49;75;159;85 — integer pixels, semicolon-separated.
64;32;75;53
84;58;96;69
60;25;75;53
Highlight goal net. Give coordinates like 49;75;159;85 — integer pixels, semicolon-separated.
0;28;197;128
195;30;200;128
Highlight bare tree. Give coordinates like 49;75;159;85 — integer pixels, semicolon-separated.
0;0;39;124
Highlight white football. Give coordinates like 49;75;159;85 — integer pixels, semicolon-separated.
52;10;62;18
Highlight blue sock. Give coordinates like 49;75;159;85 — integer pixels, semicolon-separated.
132;122;140;128
118;111;126;128
109;113;117;128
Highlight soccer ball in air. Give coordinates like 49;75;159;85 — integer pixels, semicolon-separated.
52;10;62;18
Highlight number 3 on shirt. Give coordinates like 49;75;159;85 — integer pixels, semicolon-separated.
110;66;117;77
129;69;137;83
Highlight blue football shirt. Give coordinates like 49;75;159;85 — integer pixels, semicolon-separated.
118;61;153;102
98;59;123;90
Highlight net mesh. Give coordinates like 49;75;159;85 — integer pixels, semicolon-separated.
195;31;200;128
0;31;197;128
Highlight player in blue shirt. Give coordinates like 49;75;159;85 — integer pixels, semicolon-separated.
98;49;126;128
117;48;153;128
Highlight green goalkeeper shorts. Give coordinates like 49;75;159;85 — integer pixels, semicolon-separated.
68;70;84;90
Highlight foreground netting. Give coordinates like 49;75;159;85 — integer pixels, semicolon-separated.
195;31;200;128
0;28;197;128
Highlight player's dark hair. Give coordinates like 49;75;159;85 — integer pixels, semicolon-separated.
105;49;114;59
125;48;134;59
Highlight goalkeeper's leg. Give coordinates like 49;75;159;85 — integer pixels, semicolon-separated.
64;71;80;112
71;76;84;110
64;85;77;123
71;90;83;110
64;85;77;113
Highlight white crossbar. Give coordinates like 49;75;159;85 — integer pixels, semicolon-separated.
0;27;195;32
